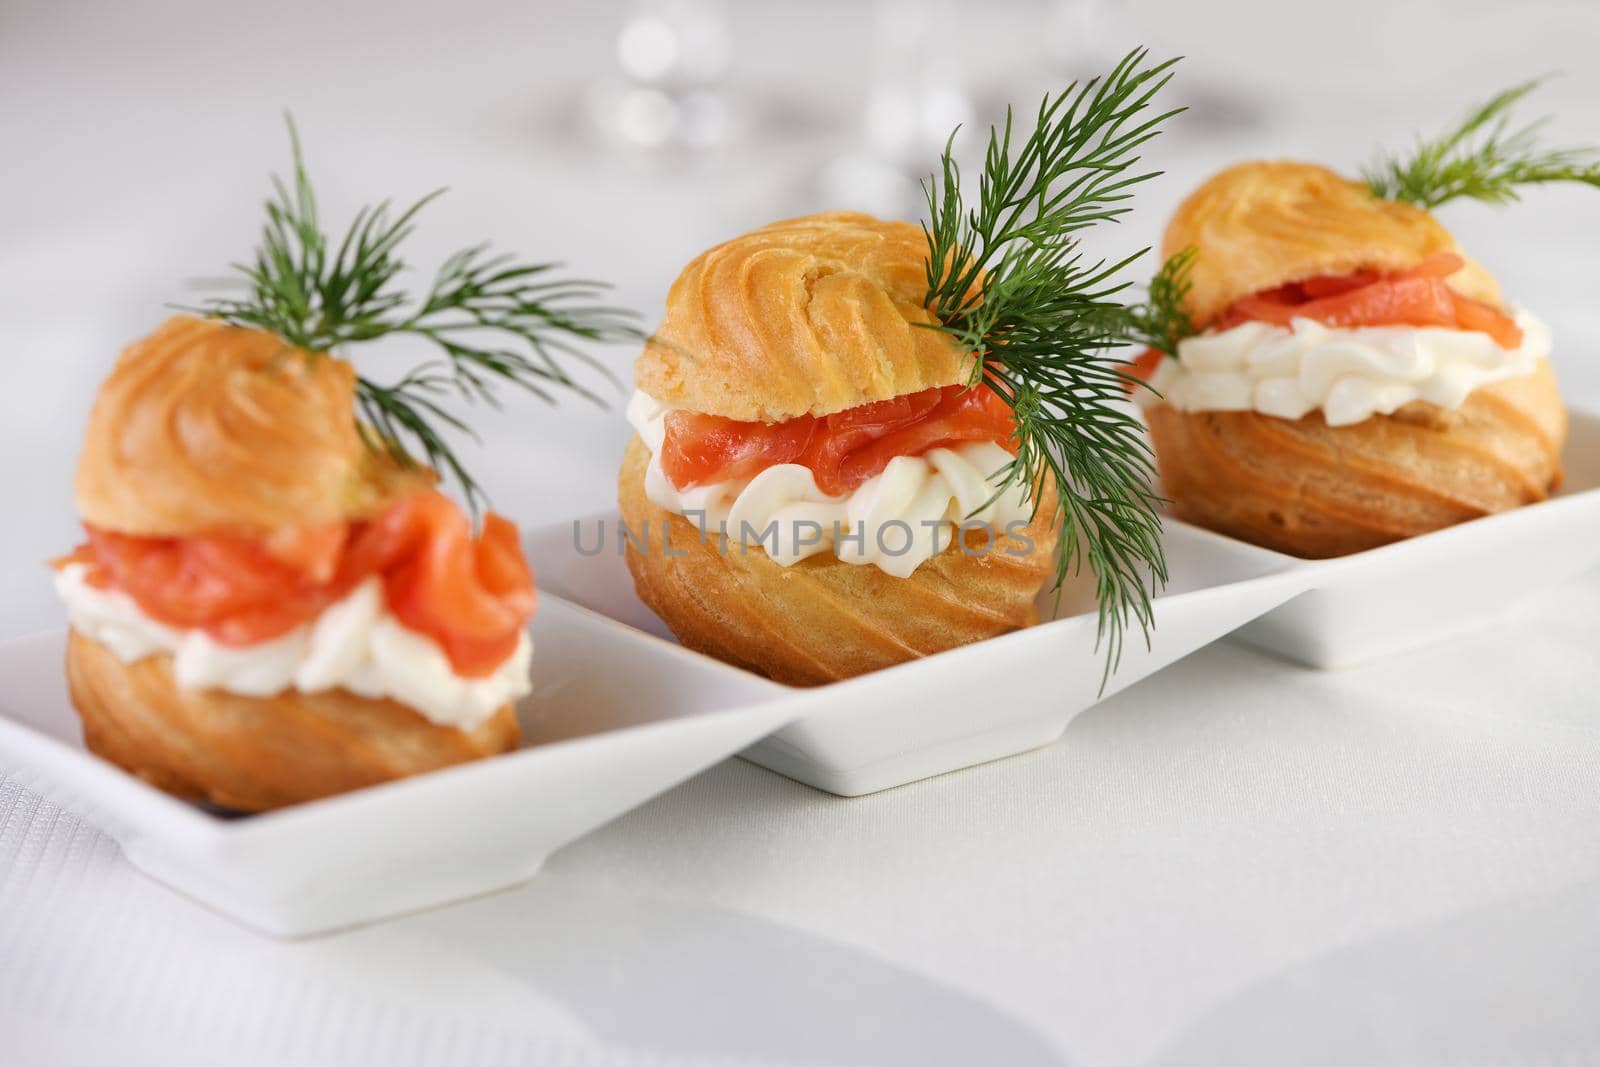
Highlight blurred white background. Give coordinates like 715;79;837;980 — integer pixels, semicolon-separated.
3;3;1600;1066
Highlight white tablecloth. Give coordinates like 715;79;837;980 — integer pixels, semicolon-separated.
4;2;1599;1064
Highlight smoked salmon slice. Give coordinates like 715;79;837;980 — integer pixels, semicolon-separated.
60;490;534;678
1212;253;1524;348
660;383;1017;496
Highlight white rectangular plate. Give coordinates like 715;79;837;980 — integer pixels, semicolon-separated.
526;516;1311;797
1226;407;1600;667
0;596;793;938
526;408;1600;795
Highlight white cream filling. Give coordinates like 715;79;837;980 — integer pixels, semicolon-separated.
626;390;1033;580
1140;309;1549;427
55;564;531;730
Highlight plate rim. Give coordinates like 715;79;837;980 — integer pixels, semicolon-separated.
0;593;800;842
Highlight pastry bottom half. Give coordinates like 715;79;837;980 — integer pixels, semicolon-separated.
618;435;1059;686
1142;359;1568;558
66;631;519;812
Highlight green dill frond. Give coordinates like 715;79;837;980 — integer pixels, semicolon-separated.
1125;246;1196;357
921;48;1183;682
197;116;641;508
1363;78;1600;209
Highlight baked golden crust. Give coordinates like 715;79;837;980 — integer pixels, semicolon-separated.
618;436;1058;685
66;631;519;812
1142;359;1567;558
1164;161;1502;325
634;212;975;422
75;315;429;538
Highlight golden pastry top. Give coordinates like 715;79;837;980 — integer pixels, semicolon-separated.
1163;161;1503;326
75;315;428;537
634;211;975;422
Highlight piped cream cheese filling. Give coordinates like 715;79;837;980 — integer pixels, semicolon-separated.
55;564;531;730
626;390;1033;580
1140;309;1549;427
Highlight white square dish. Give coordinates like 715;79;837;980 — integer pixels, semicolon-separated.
0;596;793;938
526;516;1312;797
1226;407;1600;668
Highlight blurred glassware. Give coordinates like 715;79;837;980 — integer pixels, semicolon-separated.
817;0;975;220
587;0;737;152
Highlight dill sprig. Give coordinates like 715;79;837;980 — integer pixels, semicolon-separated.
1363;78;1600;209
921;48;1182;679
1125;246;1196;358
199;118;641;507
